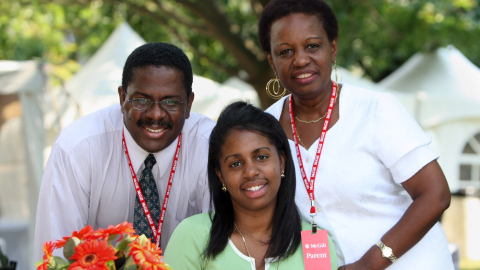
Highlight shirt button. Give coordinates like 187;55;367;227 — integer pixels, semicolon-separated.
306;157;310;163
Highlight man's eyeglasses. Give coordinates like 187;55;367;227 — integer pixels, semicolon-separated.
126;96;189;111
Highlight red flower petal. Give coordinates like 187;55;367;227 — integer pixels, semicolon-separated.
68;240;117;270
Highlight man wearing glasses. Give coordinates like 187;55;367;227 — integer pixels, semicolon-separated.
34;43;215;259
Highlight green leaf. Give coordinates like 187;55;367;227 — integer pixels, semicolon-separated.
63;237;81;262
0;246;8;267
106;260;116;270
122;256;137;270
108;234;118;244
116;236;134;255
34;258;44;267
137;235;148;245
53;256;69;269
46;258;56;270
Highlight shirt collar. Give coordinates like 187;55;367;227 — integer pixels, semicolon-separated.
267;94;290;120
123;125;180;178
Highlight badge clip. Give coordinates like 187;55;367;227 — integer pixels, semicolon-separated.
311;221;317;234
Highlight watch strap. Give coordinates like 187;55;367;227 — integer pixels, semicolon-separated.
376;241;397;263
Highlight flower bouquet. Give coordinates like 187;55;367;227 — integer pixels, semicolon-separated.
36;222;172;270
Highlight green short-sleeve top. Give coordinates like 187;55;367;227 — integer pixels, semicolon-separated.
163;212;338;269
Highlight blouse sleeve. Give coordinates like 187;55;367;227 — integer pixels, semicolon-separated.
164;216;208;269
373;93;438;183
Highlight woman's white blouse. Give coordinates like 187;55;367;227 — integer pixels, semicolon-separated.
265;84;454;269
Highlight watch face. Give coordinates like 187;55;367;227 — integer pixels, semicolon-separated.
383;246;393;257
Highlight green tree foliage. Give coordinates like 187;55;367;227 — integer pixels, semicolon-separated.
0;0;121;85
0;0;479;107
331;0;480;81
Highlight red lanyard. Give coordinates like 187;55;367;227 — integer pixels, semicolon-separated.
122;130;181;247
289;82;337;226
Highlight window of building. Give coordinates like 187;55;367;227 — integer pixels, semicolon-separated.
459;132;480;190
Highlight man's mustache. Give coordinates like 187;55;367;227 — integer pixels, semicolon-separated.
137;119;173;129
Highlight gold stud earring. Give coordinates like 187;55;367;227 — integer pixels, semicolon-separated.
222;184;227;192
266;73;287;99
281;172;285;178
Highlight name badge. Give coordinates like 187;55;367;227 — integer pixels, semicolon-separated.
301;230;332;270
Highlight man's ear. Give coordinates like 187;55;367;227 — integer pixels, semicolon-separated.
118;86;126;113
185;92;195;119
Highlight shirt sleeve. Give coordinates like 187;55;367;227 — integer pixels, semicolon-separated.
197;131;211;213
163;216;206;269
373;93;438;183
34;143;90;261
200;169;211;213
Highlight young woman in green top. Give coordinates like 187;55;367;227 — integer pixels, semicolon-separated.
164;101;337;269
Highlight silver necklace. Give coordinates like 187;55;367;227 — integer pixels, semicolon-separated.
234;222;280;270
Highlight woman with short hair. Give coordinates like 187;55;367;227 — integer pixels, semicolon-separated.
259;0;453;269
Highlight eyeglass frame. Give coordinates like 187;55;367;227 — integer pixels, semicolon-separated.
125;95;190;112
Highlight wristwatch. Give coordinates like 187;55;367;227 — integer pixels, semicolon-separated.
376;241;397;263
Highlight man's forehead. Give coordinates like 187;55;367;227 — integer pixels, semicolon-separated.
128;65;187;94
131;65;178;77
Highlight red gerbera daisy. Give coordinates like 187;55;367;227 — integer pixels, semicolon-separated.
129;238;168;270
37;260;49;270
68;240;117;270
86;222;135;241
56;225;94;248
36;241;56;270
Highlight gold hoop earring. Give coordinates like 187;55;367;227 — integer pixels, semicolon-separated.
332;62;343;84
266;74;287;99
222;184;227;192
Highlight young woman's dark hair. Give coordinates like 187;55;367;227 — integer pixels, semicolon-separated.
204;101;301;261
258;0;338;53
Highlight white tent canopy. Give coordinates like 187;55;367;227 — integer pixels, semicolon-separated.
65;22;146;116
0;61;45;95
192;76;260;121
44;23;145;133
0;60;46;270
0;60;44;191
380;45;480;100
379;45;480;128
379;46;480;193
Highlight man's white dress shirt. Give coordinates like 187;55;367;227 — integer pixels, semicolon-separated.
266;84;454;269
34;104;215;260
